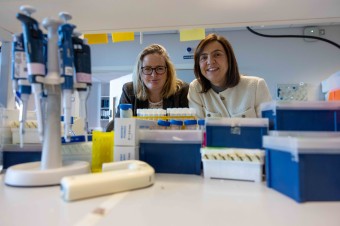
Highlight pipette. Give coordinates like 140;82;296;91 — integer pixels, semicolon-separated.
58;12;76;142
11;33;31;148
72;33;92;141
16;5;45;142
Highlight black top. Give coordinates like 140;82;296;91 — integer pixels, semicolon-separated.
115;81;189;117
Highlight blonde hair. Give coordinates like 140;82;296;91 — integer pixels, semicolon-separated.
132;44;183;101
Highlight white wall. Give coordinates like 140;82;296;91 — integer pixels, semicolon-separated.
92;25;340;101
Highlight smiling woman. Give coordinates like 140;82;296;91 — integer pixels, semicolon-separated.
188;33;272;119
112;44;189;120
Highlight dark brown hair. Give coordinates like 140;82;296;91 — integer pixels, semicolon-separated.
194;33;240;92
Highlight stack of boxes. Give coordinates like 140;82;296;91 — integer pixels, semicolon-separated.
114;118;156;161
261;100;340;202
115;108;202;175
201;118;269;182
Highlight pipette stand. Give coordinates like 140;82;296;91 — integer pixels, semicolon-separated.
5;17;90;187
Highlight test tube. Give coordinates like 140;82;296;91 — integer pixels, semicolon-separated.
119;104;133;118
198;119;206;147
169;119;183;130
157;120;170;130
184;119;197;130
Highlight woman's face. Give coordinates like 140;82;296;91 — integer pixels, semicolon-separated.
199;41;228;87
141;53;167;94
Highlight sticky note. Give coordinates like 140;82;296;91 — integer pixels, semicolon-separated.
111;32;135;42
180;28;205;41
83;34;108;44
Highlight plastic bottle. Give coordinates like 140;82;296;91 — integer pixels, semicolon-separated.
157;120;170;130
198;119;206;147
119;104;133;118
184;119;197;130
169;119;183;130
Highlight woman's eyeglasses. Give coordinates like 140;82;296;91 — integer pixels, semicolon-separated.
141;66;167;75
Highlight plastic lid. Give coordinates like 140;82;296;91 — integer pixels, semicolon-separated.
184;119;197;126
119;103;132;110
170;119;183;126
263;134;340;162
206;117;268;127
198;119;205;125
260;100;340;111
157;120;170;127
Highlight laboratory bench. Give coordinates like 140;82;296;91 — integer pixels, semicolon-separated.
0;173;340;226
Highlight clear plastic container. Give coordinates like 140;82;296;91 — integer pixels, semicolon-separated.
157;120;170;130
198;119;206;147
170;119;183;130
119;104;133;118
184;119;197;130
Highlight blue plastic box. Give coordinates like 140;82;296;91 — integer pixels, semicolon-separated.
2;135;92;170
2;144;42;169
139;130;202;175
261;101;340;131
263;133;340;202
206;118;269;149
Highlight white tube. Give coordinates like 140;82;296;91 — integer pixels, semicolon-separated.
63;89;72;142
31;83;44;141
19;93;30;148
78;89;88;141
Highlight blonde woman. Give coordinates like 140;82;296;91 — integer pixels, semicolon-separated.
116;44;189;117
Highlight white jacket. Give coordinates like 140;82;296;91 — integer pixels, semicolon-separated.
188;75;272;119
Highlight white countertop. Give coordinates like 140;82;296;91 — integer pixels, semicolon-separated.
1;173;340;226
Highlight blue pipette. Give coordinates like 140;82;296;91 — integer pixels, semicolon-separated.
73;33;92;141
16;5;45;142
11;33;32;148
58;12;76;142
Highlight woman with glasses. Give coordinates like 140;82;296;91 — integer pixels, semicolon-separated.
188;33;272;119
115;44;189;117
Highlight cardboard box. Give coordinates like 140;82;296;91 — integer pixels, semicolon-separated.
114;145;139;161
114;118;156;146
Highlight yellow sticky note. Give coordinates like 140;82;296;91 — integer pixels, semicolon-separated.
180;28;206;41
111;32;135;42
83;34;108;45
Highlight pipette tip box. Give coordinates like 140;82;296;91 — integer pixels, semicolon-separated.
263;132;340;202
201;147;265;182
205;118;268;149
139;130;202;175
260;101;340;131
2;136;93;170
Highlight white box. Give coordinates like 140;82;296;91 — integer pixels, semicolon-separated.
1;127;12;144
114;118;155;146
11;128;41;144
201;147;264;182
114;145;139;161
